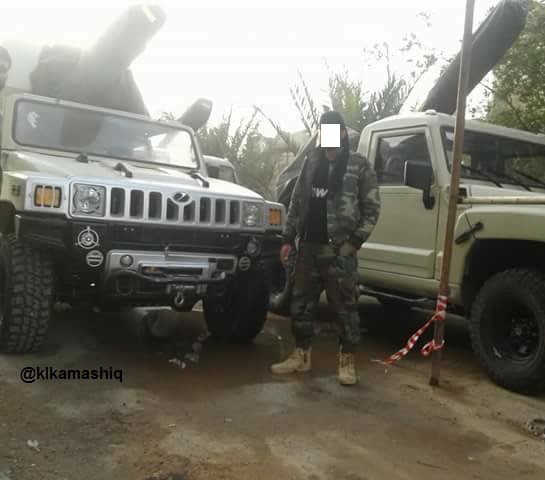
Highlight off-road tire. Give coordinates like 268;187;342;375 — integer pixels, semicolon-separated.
0;234;54;353
469;269;545;395
203;270;269;343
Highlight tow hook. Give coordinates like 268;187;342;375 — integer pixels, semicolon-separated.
173;289;186;308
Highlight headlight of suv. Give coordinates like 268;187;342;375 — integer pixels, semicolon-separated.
72;184;106;216
242;202;263;227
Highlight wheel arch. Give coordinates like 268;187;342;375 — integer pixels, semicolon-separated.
462;238;545;311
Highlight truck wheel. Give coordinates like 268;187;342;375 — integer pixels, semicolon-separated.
203;271;269;343
0;234;54;353
469;269;545;395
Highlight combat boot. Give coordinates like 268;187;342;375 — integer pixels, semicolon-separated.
338;350;357;386
271;347;311;374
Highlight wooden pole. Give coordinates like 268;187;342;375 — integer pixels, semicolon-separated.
430;0;476;387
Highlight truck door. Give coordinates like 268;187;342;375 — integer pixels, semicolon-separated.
360;128;440;278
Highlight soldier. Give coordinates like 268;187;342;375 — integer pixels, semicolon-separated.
271;111;380;385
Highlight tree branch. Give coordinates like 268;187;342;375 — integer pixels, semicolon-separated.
480;81;531;131
253;105;299;155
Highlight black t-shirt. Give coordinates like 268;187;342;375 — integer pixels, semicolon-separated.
304;157;332;244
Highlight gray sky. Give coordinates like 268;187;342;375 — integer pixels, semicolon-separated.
2;0;499;134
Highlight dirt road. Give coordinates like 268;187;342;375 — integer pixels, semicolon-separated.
0;300;544;480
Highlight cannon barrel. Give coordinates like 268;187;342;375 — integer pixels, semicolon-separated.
74;5;166;94
409;0;528;115
29;4;166;116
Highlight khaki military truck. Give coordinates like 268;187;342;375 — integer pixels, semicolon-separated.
0;5;285;353
356;111;545;395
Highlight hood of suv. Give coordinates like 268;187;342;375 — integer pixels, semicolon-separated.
464;182;545;199
10;150;263;200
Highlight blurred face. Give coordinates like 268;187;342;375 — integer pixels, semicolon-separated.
322;127;347;161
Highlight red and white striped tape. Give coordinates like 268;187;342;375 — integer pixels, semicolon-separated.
376;295;448;367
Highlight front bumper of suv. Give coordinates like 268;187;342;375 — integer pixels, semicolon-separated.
15;214;282;301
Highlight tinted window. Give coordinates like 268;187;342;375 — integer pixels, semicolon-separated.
375;133;431;185
442;128;545;188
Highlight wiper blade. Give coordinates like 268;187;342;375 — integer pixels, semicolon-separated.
513;169;545;189
189;170;209;188
114;162;134;178
486;170;532;191
75;152;89;163
460;165;503;188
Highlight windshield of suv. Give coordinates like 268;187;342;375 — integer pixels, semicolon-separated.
13;99;199;169
441;127;545;189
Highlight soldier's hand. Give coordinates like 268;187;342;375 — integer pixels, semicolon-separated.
339;242;358;257
280;244;292;266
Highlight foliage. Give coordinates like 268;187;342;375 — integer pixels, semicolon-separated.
289;70;320;134
480;1;545;181
486;0;545;133
237;127;277;200
195;110;277;199
327;69;367;132
330;37;439;131
199;15;442;196
261;22;440;142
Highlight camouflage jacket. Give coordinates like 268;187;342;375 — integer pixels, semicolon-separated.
282;148;381;249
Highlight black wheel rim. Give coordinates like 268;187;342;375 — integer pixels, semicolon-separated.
482;295;541;364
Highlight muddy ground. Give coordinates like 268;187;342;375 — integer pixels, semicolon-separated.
0;299;544;480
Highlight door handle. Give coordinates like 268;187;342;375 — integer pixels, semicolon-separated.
423;187;435;210
455;221;484;244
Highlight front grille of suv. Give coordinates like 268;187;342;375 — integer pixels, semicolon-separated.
103;187;242;227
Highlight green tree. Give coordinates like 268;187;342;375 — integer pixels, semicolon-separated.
327;69;367;131
258;30;439;142
236;127;277;200
289;70;320;134
328;39;438;131
195;110;277;199
486;0;545;133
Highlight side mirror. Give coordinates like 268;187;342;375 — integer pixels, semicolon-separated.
404;160;435;209
177;98;213;132
404;160;432;190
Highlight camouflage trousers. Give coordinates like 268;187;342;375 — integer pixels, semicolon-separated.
290;242;360;353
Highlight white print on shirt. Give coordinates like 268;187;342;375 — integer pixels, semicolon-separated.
312;187;328;199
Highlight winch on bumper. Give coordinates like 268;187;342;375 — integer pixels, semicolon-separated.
104;249;238;308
